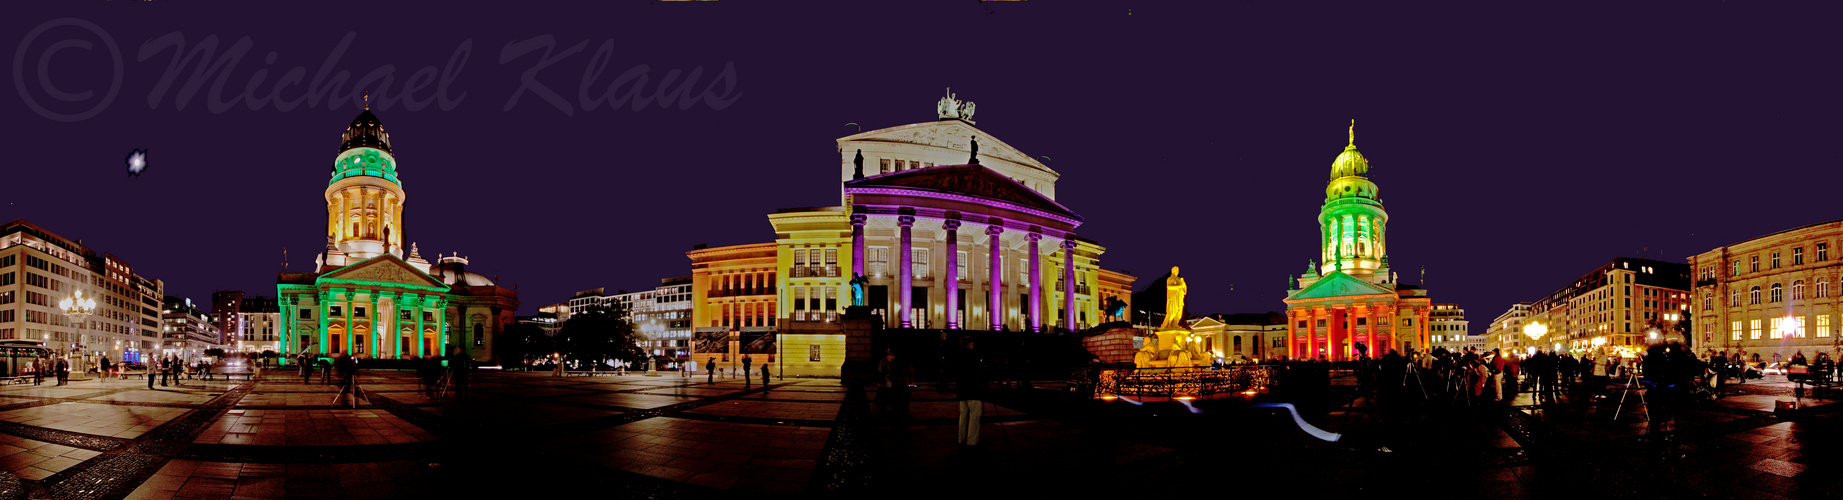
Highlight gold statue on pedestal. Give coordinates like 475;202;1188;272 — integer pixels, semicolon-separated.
1135;266;1212;369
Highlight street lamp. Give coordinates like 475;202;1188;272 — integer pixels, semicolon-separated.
59;290;97;369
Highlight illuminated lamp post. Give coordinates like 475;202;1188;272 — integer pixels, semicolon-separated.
59;290;97;372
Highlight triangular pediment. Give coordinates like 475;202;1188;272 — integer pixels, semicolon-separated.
1187;317;1227;330
840;121;1057;176
318;254;449;290
1286;271;1393;301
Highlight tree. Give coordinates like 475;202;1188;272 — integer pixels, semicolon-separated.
495;322;553;370
556;303;645;369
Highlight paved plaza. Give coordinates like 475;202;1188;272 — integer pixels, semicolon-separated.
0;369;1837;499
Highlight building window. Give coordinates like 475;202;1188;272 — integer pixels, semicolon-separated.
300;309;312;320
354;307;366;318
825;249;839;277
1732;260;1740;276
1772;252;1781;269
1751;256;1759;272
956;251;968;280
1732;320;1742;341
1795;247;1805;265
1751;319;1762;339
1703;292;1712;311
1750;287;1760;305
1820;243;1830;262
793;249;807;277
912;248;929;279
1730;289;1739;307
1770;283;1782;303
1820;278;1830;298
809;344;822;362
879;159;890;174
868;247;889;277
1793;281;1805;301
1820;315;1832;338
1770;317;1783;339
330;306;343;317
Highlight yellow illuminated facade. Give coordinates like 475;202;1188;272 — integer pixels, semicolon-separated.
1691;220;1843;363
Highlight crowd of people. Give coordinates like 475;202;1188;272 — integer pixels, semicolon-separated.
1220;340;1818;407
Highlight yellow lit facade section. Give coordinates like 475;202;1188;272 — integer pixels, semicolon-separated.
1690;219;1843;363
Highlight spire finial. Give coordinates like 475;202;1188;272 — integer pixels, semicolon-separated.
1347;119;1355;146
363;93;370;110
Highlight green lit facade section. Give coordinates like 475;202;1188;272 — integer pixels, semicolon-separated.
1319;123;1388;277
330;148;401;186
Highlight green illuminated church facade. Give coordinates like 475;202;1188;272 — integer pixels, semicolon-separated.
276;106;518;363
1282;122;1433;360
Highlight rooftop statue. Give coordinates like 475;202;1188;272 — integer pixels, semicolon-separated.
969;136;980;165
853;149;865;179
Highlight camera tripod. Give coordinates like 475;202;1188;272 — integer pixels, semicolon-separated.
1612;364;1649;422
330;378;367;408
1400;360;1427;400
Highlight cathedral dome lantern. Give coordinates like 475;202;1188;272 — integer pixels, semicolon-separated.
1318;120;1388;278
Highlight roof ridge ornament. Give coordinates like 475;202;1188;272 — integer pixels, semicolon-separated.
363;93;370;110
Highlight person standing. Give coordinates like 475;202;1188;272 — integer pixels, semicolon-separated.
158;357;170;387
300;353;314;384
332;353;359;406
877;349;898;414
29;359;42;386
760;361;771;389
742;354;753;387
99;357;112;384
55;357;69;386
145;359;156;389
952;337;987;450
318;356;332;385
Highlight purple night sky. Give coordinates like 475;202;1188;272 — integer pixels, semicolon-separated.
4;2;1836;320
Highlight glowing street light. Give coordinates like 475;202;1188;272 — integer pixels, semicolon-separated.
1522;322;1547;341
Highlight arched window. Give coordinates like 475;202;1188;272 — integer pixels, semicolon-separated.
1771;283;1783;303
1730;289;1739;306
1750;286;1761;305
473;323;484;346
1820;278;1830;298
1703;292;1712;311
1793;280;1805;301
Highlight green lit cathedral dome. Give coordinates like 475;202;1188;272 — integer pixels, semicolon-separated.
329;105;401;186
1318;120;1387;277
1325;121;1378;202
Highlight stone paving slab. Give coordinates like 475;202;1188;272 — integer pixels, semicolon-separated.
0;403;185;439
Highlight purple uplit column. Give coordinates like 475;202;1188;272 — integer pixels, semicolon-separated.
898;215;915;328
1028;232;1043;333
987;225;1005;331
851;214;866;281
943;220;961;329
1062;237;1077;332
